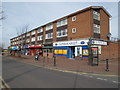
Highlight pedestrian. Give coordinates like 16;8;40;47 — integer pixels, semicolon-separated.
35;54;39;61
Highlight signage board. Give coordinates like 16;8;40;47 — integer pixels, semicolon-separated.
53;40;89;47
53;40;107;47
92;40;107;45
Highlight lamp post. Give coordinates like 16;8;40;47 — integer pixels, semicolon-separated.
88;38;93;65
105;33;112;71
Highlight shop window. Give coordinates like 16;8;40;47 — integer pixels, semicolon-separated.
49;49;53;53
54;49;67;55
43;49;47;53
62;49;67;54
82;49;89;56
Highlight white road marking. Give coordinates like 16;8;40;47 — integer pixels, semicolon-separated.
112;81;119;84
87;76;93;78
96;78;104;80
103;79;107;81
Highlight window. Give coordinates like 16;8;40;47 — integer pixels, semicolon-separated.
32;31;36;35
23;35;25;38
72;16;76;21
57;29;67;38
26;39;30;43
72;28;76;33
46;23;53;30
57;18;67;27
38;28;43;33
46;33;53;39
38;35;43;41
93;11;100;20
94;24;100;33
31;37;35;42
26;33;30;36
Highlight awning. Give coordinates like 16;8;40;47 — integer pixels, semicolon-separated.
29;44;42;48
42;46;53;49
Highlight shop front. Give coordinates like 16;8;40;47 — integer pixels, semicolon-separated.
53;39;107;59
9;46;17;56
28;44;42;56
42;43;53;58
53;40;89;58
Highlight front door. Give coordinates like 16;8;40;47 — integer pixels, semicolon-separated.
71;47;75;58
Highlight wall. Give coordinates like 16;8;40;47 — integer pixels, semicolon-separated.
68;10;92;40
100;42;119;61
100;9;110;40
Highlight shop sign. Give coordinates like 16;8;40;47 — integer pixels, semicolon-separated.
28;44;42;48
53;40;89;46
92;40;107;45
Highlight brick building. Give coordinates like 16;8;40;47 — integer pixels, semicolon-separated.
9;6;119;60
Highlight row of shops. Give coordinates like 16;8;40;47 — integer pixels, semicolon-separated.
9;39;108;59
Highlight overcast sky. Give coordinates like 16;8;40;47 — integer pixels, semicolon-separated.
2;1;119;48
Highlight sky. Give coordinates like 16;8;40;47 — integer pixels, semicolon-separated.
1;1;119;48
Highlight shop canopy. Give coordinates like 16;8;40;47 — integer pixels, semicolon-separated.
42;46;53;49
29;45;42;48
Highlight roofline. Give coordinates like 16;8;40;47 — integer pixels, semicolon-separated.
10;6;111;40
91;6;112;17
32;6;111;30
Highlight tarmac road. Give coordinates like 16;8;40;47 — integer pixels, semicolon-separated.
2;56;119;88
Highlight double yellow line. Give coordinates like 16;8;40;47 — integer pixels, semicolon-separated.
0;76;11;90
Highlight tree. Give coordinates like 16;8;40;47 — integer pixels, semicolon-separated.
16;24;29;56
0;42;5;52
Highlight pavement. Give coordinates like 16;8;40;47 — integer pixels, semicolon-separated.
6;54;119;77
2;56;119;88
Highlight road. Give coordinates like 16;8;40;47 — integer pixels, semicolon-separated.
2;56;119;88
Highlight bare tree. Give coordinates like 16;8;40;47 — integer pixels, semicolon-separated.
16;24;29;56
0;42;5;52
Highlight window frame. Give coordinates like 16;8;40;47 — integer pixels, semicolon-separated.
72;16;76;21
72;28;76;33
93;24;100;33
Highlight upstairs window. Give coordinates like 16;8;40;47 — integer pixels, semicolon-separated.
31;37;35;42
46;33;53;39
46;23;53;31
72;16;76;21
31;31;36;35
26;33;30;36
38;28;43;33
57;18;67;27
72;28;76;33
26;39;30;43
94;24;100;33
93;11;100;20
38;35;43;41
57;29;67;38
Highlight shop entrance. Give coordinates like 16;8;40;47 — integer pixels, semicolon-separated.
71;46;75;58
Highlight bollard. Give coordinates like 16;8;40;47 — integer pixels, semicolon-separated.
43;57;45;63
53;56;56;66
47;56;49;62
105;59;109;71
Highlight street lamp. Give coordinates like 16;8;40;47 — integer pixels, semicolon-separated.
106;33;112;40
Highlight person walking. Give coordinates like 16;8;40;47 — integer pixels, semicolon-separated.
35;53;39;61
